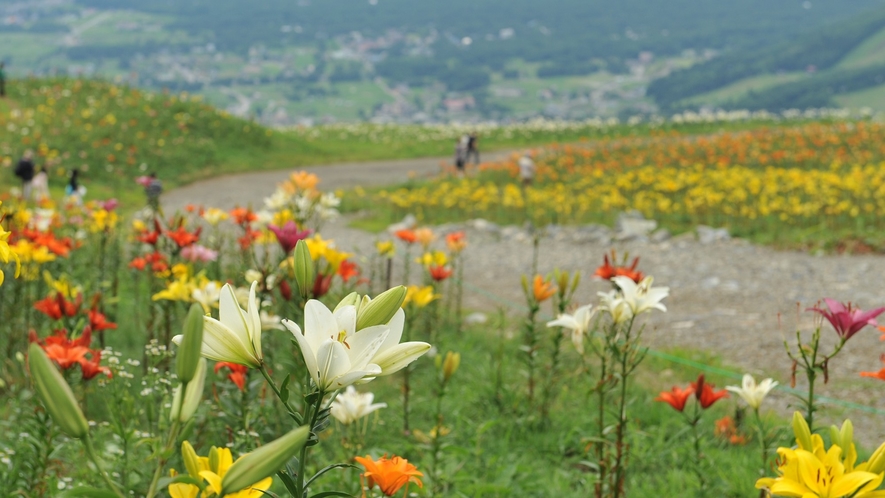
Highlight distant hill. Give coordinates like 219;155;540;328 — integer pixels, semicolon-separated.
648;5;885;112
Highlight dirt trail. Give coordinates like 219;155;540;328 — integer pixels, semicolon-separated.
165;152;885;445
163;150;513;211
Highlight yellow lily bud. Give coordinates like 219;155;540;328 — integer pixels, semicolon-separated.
376;240;395;258
864;441;885;474
792;412;813;451
221;426;310;496
28;343;89;439
293;240;315;299
209;446;220;474
176;304;205;384
356;286;406;330
182;440;202;478
442;351;461;381
170;359;207;423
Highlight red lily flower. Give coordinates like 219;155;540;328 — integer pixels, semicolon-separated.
268;222;311;253
279;280;293;301
230;207;257;225
237;229;261;250
312;274;334;298
215;362;249;391
21;228;74;257
88;308;118;332
594;253;644;283
129;257;148;270
338;260;360;282
428;265;453;282
654;386;694;412
692;375;729;409
80;350;112;380
34;292;82;320
30;328;92;370
808;298;885;341
166;226;201;248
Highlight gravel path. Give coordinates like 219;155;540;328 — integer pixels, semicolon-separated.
166;155;885;444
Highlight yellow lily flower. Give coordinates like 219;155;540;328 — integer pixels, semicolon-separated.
376;240;395;258
202;208;229;226
403;285;438;308
0;224;21;286
199;447;272;498
152;276;196;302
42;271;82;299
322;247;352;273
416;250;447;268
304;234;330;261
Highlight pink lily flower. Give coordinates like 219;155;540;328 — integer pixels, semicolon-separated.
808;298;885;340
268;221;311;253
181;244;219;263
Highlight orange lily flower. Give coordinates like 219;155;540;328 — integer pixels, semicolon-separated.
166;226;201;248
594;253;644;283
428;265;453;282
654;386;694;412
30;328;92;370
34;292;82;320
394;229;417;244
532;275;557;302
337;260;360;283
692;374;729;409
860;354;885;380
88;308;118;332
355;455;423;497
445;231;467;253
230;207;257;225
80;350;112;380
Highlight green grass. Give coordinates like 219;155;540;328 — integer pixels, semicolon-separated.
834;83;885;111
836;25;885;68
677;72;808;107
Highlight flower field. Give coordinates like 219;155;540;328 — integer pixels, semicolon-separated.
6;79;885;497
356;121;885;246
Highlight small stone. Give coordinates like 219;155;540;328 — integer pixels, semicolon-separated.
651;228;671;243
470;218;500;233
387;214;417;233
615;212;657;241
464;312;488;325
696;225;730;244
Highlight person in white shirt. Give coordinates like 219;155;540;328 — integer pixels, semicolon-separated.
518;152;535;186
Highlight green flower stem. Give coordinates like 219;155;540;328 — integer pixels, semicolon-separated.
145;379;187;498
686;406;706;494
259;363;304;424
753;408;769;472
296;389;325;498
82;434;125;498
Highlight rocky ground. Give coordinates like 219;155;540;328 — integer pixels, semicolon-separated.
165;157;885;445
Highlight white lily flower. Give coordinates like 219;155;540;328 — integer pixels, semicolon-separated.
367;308;431;378
283;302;430;391
726;374;778;410
192;281;222;311
597;290;634;324
612;276;669;315
330;386;387;425
283;300;390;391
546;304;595;354
260;310;285;331
264;188;291;210
173;281;263;368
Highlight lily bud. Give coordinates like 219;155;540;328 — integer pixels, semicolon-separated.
520;274;529;298
209;446;220;474
442;351;461;381
335;292;360;311
176;304;205;384
792;412;813;451
293;240;315;299
864;441;885;474
170;359;207;423
221;426;310;496
27;343;89;439
181;440;202;478
356;286;406;330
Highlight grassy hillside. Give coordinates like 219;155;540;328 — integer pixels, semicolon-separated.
650;5;885;112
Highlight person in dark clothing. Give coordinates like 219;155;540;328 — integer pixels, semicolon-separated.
14;150;35;200
145;172;163;211
0;63;6;98
467;132;480;165
66;169;84;204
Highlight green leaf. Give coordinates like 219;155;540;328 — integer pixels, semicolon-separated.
277;469;300;496
305;463;356;488
157;474;206;489
280;374;292;404
310;491;354;498
60;487;123;498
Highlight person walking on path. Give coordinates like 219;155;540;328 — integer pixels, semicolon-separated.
454;137;468;176
65;169;84;205
31;166;49;202
14;150;35;201
144;172;163;211
0;62;6;98
467;132;480;165
518;152;536;187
